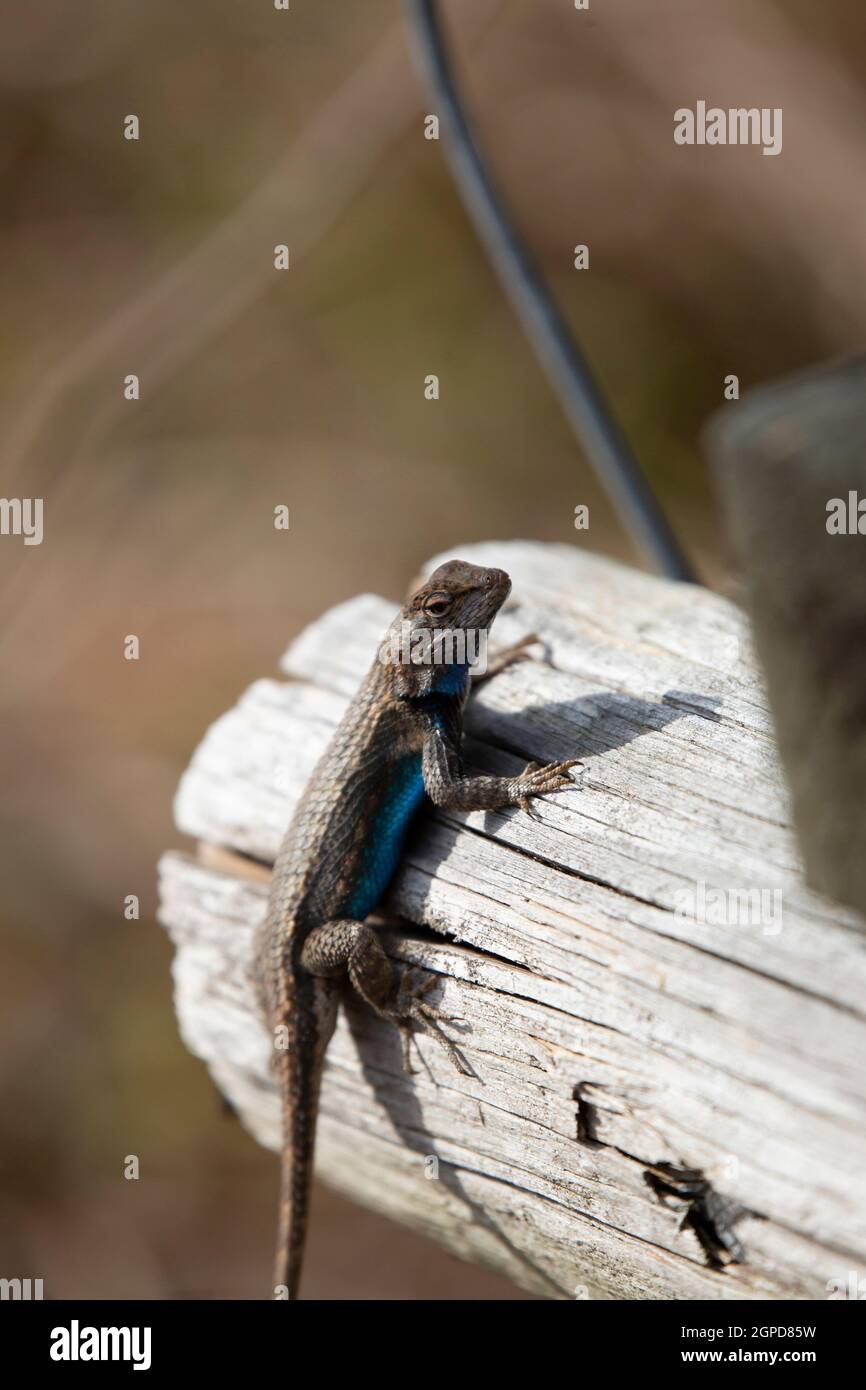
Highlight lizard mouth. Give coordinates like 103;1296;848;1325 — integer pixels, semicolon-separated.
484;567;511;596
466;567;511;630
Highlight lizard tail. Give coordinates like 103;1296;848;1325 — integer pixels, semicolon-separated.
274;1050;320;1301
272;976;336;1301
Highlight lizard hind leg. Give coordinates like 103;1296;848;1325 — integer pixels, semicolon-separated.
300;922;468;1076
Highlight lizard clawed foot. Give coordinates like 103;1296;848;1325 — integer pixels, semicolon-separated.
387;967;470;1076
515;757;582;818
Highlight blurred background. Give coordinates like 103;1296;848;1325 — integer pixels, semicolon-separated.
2;0;865;1298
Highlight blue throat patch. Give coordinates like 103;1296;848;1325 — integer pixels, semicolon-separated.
431;661;469;696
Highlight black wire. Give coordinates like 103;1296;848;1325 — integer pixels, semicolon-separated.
403;0;698;584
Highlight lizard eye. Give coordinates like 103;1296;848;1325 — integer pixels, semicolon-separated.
423;593;450;617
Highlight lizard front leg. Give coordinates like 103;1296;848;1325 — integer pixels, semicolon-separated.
301;921;467;1074
422;726;580;820
472;631;541;686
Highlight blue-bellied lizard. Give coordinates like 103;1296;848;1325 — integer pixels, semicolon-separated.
254;559;580;1298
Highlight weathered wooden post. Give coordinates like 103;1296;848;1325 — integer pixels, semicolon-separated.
158;541;866;1299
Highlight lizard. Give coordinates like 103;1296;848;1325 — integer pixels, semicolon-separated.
254;558;580;1299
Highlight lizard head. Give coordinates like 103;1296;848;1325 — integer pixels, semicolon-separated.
406;559;511;634
381;560;511;697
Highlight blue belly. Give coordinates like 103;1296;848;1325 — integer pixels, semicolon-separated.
346;756;427;920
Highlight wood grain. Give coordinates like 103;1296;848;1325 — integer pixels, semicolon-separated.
158;541;866;1300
